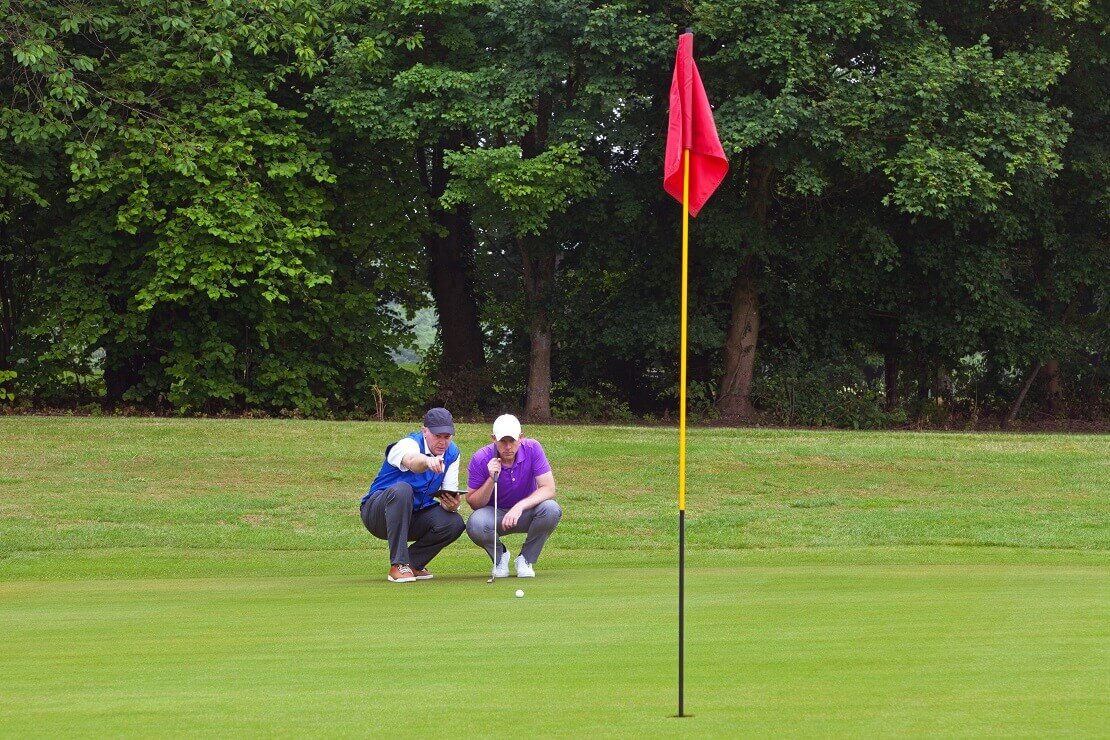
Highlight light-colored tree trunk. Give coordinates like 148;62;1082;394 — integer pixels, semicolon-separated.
718;256;759;418
1003;362;1041;429
525;311;553;421
520;238;555;422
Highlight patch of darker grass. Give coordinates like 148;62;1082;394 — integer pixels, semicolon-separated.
789;497;839;509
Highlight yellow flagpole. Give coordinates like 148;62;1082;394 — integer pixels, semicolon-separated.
678;147;690;718
680;149;690;512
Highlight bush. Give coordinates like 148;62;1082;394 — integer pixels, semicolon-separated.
752;363;900;429
684;380;720;420
374;365;434;420
550;380;634;422
0;370;16;402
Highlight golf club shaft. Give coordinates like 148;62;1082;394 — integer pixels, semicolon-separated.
493;474;500;576
487;472;500;582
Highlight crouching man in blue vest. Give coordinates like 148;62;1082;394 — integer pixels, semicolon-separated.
360;407;466;583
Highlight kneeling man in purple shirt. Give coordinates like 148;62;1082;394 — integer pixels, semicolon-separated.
465;414;562;578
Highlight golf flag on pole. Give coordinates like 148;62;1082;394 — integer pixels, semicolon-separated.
664;30;727;719
664;32;728;217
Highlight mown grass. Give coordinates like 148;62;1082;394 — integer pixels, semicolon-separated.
0;418;1107;735
1;418;1106;564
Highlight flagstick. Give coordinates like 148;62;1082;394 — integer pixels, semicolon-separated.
678;148;690;718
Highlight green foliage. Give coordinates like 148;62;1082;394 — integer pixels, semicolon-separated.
874;39;1070;217
549;380;633;422
752;363;904;429
2;0;421;416
442;144;603;235
0;370;15;402
0;0;1105;423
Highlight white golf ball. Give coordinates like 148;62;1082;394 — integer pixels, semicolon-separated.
515;589;524;598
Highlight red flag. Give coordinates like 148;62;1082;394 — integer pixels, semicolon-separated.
663;32;728;217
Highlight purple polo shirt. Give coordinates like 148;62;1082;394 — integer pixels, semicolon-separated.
467;438;552;509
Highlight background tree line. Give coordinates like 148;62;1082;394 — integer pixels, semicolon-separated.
1;0;1105;427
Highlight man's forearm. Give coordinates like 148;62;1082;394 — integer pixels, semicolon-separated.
516;484;556;511
466;477;494;508
402;453;438;473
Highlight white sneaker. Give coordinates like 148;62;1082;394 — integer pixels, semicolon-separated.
492;549;510;578
515;555;535;578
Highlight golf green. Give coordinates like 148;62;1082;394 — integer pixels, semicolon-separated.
2;552;1107;735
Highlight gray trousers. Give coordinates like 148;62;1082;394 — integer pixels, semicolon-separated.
466;499;562;564
360;482;466;569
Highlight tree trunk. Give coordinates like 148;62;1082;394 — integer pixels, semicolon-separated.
418;141;487;410
718;256;759;418
103;346;144;408
882;320;899;409
0;195;13;372
917;365;931;401
519;237;555;422
934;367;952;401
101;290;148;408
884;353;899;409
525;309;553;421
427;214;483;370
0;242;12;373
718;161;773;420
1041;358;1063;416
1002;362;1041;429
515;93;556;422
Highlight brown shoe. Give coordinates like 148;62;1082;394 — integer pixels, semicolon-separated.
388;564;416;583
412;567;434;580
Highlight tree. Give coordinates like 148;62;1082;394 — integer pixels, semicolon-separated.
441;0;670;420
316;0;496;410
695;0;1073;419
1;0;114;379
5;0;420;413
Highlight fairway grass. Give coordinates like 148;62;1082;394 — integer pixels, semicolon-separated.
1;418;1108;735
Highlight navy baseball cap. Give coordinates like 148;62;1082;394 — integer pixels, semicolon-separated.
423;407;455;435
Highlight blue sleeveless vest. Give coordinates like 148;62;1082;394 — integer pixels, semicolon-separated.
362;431;460;512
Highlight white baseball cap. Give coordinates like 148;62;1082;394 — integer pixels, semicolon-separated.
492;414;522;441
